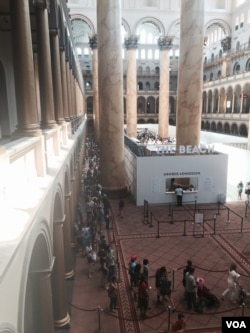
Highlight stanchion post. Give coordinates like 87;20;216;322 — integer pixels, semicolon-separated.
156;221;160;238
165;306;172;333
149;212;153;227
226;208;230;223
170;211;173;224
183;220;187;236
95;306;103;333
241;302;245;317
213;214;216;235
168;202;171;216
240;216;243;234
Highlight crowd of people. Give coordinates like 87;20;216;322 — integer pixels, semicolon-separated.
75;131;249;332
136;128;175;145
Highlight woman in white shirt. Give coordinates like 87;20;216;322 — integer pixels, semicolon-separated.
221;263;240;303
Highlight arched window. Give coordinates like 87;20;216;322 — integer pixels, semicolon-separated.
76;47;82;55
233;62;241;74
148;49;153;59
83;47;89;56
138;82;143;90
141;49;146;59
246;59;250;71
155;49;159;59
235;15;239;30
138;66;143;74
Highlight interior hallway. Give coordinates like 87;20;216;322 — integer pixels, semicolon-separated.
65;197;250;333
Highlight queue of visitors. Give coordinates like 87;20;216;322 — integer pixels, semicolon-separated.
76;130;249;331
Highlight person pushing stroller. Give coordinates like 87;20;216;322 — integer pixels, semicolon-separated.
196;277;220;312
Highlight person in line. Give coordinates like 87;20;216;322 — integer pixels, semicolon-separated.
185;267;199;312
175;185;184;206
155;266;166;304
245;181;250;201
107;275;119;312
171;312;186;332
221;263;240;303
142;258;149;283
159;267;175;311
106;245;116;282
138;274;150;318
128;255;137;289
86;243;97;278
182;260;194;299
237;181;243;200
133;263;142;302
118;197;125;218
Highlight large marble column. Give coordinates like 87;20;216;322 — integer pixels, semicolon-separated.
97;0;128;197
176;0;204;149
35;1;57;129
125;35;139;138
89;35;100;141
157;36;173;140
50;29;65;124
9;0;41;137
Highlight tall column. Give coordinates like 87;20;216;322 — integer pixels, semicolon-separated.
9;0;41;136
66;61;73;119
97;0;128;197
157;36;173;140
35;1;57;129
60;48;70;122
176;0;204;149
64;195;75;279
52;221;71;328
125;35;139;138
89;35;100;141
50;29;65;124
30;264;55;333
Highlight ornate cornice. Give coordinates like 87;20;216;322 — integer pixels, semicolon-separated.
124;35;139;50
157;36;174;50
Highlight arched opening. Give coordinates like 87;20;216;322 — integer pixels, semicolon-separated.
24;231;52;333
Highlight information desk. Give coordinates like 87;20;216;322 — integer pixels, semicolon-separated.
165;190;198;204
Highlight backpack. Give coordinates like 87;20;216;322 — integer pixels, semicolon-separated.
160;275;171;295
129;261;136;276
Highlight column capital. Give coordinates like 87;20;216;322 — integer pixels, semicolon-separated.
157;36;174;50
89;34;97;49
221;36;231;52
33;0;50;10
124;35;139;50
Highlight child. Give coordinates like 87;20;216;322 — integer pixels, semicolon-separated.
171;312;186;332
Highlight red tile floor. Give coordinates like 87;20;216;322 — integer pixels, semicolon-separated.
66;198;250;333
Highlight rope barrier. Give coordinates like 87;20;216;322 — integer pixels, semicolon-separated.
67;299;249;321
